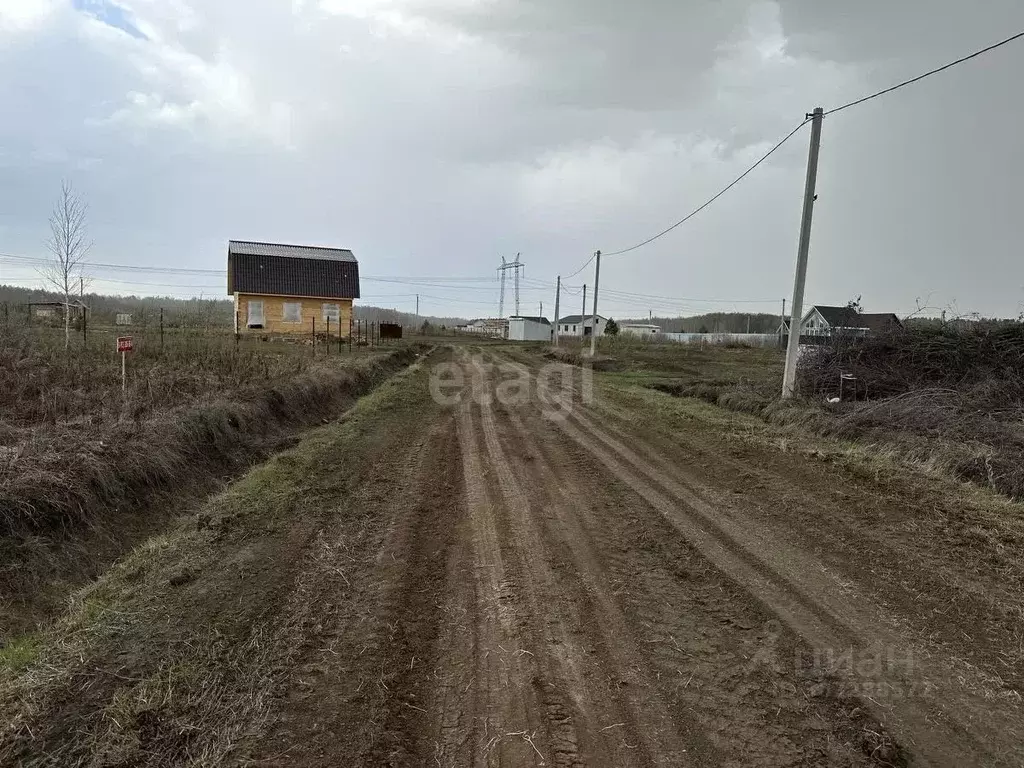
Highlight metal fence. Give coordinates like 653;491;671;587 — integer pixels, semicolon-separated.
659;332;782;348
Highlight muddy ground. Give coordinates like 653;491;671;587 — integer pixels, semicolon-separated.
2;346;1022;767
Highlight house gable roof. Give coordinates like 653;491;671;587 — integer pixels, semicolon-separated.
510;316;551;325
558;315;606;324
228;240;356;262
780;306;904;333
809;305;862;327
791;305;903;331
227;240;360;299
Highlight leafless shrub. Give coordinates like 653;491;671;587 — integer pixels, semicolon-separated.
40;180;92;350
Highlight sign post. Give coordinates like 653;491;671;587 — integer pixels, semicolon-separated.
117;336;133;399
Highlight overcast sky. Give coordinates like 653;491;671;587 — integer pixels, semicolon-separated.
1;0;1022;319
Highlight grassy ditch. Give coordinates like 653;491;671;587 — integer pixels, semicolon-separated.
0;345;425;641
0;349;443;767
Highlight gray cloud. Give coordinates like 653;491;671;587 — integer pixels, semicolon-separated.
0;0;1021;317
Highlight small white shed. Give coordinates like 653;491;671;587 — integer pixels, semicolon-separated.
508;316;552;342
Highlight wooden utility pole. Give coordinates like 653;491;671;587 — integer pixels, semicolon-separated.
553;276;561;346
79;277;86;346
590;250;601;357
782;107;824;399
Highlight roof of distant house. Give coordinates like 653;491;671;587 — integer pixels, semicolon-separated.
558;315;606;324
781;305;903;331
228;240;357;262
812;305;902;330
510;316;551;325
227;240;360;299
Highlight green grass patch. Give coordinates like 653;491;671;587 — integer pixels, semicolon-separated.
0;634;40;673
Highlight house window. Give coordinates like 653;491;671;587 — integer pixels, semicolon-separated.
322;303;340;323
283;302;302;323
247;300;265;328
573;325;577;333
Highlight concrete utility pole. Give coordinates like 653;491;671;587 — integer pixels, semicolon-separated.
590;250;601;357
416;294;419;319
514;253;522;317
581;284;587;339
553;276;561;345
781;107;824;400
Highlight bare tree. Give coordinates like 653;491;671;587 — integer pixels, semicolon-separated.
41;180;92;349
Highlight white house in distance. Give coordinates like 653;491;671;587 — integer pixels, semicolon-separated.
508;316;553;342
456;319;489;334
558;314;607;338
620;323;662;337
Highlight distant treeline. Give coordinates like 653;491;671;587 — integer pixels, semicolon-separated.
0;285;468;329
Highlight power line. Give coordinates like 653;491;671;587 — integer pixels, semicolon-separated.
0;253;224;275
564;253;596;280
581;285;780;305
601;119;811;258
825;30;1024;116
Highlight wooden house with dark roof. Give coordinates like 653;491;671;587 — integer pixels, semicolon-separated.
227;240;360;336
778;305;903;337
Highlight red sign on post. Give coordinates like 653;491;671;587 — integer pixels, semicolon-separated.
117;336;133;353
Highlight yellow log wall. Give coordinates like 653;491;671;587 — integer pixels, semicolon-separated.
236;294;353;336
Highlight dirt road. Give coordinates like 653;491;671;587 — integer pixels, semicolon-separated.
4;346;1022;767
253;347;1023;766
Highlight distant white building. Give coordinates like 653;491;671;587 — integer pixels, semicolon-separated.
557;314;607;338
508;316;552;342
457;319;489;334
457;318;508;338
620;323;661;337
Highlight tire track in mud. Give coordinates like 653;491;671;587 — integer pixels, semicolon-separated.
559;404;1023;766
496;351;1020;766
434;400;542;768
493;404;726;766
494;398;885;766
590;394;1024;698
252;376;465;766
433;355;627;767
429;354;699;767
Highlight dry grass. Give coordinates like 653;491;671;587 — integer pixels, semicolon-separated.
0;324;370;426
0;336;422;643
0;352;441;767
0;347;416;537
555;327;1024;502
790;325;1024;499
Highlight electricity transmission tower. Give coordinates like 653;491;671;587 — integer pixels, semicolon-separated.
496;254;524;318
